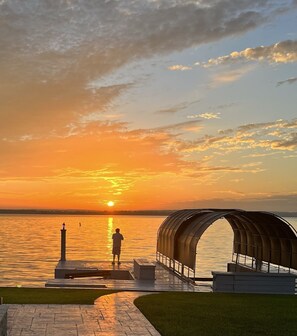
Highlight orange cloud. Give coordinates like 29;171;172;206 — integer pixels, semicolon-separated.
0;121;207;209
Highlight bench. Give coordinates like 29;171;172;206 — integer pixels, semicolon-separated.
133;259;156;280
212;271;296;294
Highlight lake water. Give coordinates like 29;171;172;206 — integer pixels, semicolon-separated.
1;214;297;287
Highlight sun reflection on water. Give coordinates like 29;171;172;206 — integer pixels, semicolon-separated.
107;217;114;252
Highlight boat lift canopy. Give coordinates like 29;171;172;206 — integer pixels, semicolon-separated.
157;209;297;274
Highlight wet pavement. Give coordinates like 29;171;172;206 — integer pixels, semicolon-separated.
47;261;212;293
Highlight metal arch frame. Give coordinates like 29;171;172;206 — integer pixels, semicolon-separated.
156;209;297;283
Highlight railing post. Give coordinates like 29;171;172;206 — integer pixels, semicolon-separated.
268;250;271;273
60;223;66;262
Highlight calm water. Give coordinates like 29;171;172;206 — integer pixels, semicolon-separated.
1;215;296;287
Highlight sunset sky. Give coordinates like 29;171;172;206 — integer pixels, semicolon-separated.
0;0;296;211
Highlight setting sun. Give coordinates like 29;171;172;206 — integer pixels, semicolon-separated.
107;201;115;207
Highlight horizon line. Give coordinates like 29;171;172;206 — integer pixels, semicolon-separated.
0;208;296;216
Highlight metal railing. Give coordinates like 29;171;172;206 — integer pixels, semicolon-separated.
232;240;297;274
156;251;196;283
232;252;297;275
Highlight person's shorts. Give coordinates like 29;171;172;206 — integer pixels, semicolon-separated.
112;246;121;255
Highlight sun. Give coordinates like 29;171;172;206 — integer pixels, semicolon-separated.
107;201;115;207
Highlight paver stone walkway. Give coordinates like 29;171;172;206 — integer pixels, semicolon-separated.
7;292;160;336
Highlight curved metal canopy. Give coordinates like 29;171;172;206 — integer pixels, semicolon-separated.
157;209;297;270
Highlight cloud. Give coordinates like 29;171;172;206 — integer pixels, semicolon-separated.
277;76;297;86
210;103;237;110
271;132;297;150
197;113;221;119
168;193;297;212
0;118;239;209
154;120;203;133
155;99;200;114
168;64;192;71
0;113;295;209
0;119;204;180
1;0;295;136
177;118;297;153
243;152;279;158
209;65;255;86
187;112;221;119
213;69;247;83
199;40;297;67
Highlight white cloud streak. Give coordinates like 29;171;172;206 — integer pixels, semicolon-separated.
199;40;297;67
168;65;192;71
199;113;221;119
155;100;200;114
277;76;297;86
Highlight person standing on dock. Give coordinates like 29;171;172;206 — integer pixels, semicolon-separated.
112;228;124;265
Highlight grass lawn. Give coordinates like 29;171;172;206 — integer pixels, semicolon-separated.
0;287;117;305
135;292;297;336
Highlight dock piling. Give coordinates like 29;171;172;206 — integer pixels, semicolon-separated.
60;223;66;261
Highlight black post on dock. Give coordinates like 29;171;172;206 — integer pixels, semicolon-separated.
60;223;66;261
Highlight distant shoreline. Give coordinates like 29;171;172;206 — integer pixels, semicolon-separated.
0;209;296;217
0;209;174;216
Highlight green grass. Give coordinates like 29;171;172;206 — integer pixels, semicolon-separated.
0;287;117;304
135;292;297;336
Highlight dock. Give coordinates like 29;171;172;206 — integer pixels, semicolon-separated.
46;260;212;292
